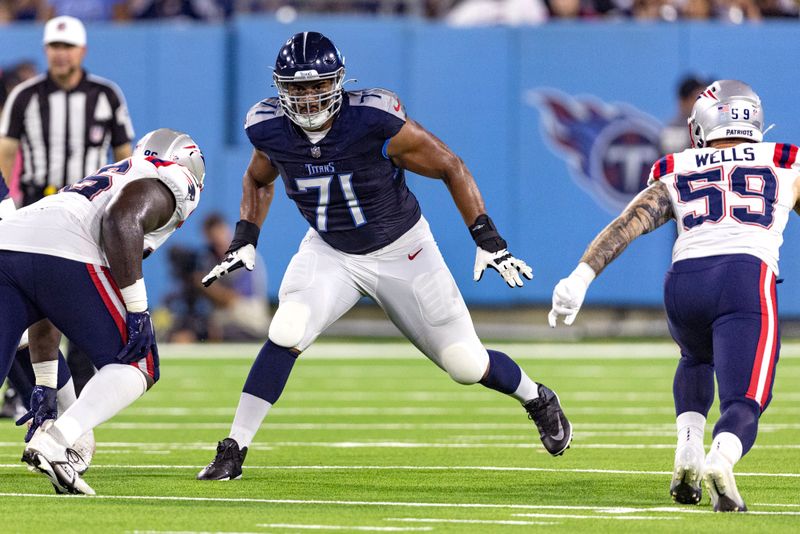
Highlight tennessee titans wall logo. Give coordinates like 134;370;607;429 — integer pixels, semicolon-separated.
528;90;662;213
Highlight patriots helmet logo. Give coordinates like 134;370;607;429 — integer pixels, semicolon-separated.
529;89;662;213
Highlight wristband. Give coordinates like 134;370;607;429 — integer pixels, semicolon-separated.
226;219;261;254
572;262;597;285
120;278;148;313
468;214;507;253
33;361;58;389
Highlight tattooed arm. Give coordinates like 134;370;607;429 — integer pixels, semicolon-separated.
579;181;674;275
548;181;673;327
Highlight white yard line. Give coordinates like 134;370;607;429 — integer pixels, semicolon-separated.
383;518;556;526
4;421;799;431
130;531;267;534
2;439;800;452
2;463;800;480
157;341;800;360
1;493;798;516
255;525;433;532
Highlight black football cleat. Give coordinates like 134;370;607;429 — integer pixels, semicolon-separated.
197;438;248;480
524;384;573;456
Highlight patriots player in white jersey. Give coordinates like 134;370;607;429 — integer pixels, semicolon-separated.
0;128;205;494
197;31;572;481
2;169;94;470
549;80;799;512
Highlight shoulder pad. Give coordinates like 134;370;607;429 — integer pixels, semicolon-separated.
245;98;283;129
772;143;799;169
149;159;201;220
348;88;406;120
648;154;675;184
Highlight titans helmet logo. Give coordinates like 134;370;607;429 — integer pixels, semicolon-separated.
528;89;662;213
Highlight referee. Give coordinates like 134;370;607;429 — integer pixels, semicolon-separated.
0;15;134;203
0;16;135;405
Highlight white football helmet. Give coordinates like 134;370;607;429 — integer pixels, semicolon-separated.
134;128;206;186
688;80;764;148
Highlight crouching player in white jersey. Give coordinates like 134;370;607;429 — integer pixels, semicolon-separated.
1;172;95;469
549;80;797;512
0;128;205;494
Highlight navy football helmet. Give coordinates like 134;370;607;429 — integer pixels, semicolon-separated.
273;32;346;130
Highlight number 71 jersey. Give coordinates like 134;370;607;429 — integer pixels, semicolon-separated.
649;143;799;275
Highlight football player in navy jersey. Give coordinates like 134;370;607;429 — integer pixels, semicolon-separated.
197;31;572;481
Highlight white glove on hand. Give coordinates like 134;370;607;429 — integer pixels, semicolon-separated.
548;262;596;327
202;244;256;287
473;247;533;288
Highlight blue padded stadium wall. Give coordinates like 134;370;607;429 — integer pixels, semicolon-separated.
2;19;800;312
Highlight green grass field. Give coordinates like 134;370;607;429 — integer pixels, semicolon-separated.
1;340;799;533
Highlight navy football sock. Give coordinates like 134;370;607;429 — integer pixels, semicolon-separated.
714;400;760;456
242;340;298;404
479;350;522;395
673;356;715;416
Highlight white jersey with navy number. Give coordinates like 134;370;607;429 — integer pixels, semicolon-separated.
649;143;800;274
0;156;201;266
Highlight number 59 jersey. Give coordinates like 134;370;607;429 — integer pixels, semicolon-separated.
0;156;201;267
649;143;799;275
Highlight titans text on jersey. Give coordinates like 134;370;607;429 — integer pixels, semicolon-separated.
245;88;420;254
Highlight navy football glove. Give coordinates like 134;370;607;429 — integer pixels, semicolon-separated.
16;385;58;443
115;310;157;364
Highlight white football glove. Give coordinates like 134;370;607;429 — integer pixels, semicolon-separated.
202;244;256;287
0;196;15;219
473;247;533;288
548;262;596;327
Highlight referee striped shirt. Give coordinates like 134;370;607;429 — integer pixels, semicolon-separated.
0;70;134;205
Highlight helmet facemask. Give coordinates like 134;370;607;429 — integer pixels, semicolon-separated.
274;68;345;130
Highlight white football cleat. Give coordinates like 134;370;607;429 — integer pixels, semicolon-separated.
670;444;704;504
22;421;95;495
72;430;95;475
703;451;746;512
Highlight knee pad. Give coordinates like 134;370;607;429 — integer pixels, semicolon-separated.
440;342;488;385
268;301;311;349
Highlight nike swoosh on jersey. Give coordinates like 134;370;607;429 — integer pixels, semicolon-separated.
408;248;422;260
